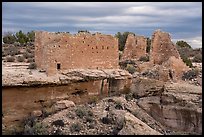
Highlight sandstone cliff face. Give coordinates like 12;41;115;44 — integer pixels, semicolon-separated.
122;34;147;61
130;77;202;134
2;76;202;135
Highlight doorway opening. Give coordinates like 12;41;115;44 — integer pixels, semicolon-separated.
57;63;61;70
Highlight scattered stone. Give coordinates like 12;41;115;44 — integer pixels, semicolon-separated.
31;110;42;117
54;100;75;110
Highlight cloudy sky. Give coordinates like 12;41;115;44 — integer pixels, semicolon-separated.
2;2;202;48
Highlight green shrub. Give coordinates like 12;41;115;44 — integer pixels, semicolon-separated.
126;64;136;74
88;96;97;104
192;54;202;63
23;52;34;59
3;33;17;44
75;107;87;118
176;40;192;49
182;69;199;80
115;101;123;110
182;57;193;68
75;106;93;119
5;46;19;56
32;122;48;135
26;48;32;53
101;117;112;124
27;58;35;63
115;32;135;51
17;56;25;62
78;30;90;33
51;120;64;127
86;116;94;123
70;123;81;132
125;93;133;101
6;56;15;62
24;122;48;135
139;55;149;62
28;62;37;69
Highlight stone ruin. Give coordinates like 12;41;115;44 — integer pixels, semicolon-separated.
120;29;189;82
121;34;147;61
34;29;189;81
148;30;189;81
150;30;180;64
35;31;119;76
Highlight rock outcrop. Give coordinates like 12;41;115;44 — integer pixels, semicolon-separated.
2;62;132;87
131;77;202;134
118;112;161;135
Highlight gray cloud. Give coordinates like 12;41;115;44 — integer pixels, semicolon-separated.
2;2;202;48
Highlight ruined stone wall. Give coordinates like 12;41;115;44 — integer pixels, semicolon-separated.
162;56;190;80
122;34;147;61
150;30;180;65
35;31;119;75
150;30;189;81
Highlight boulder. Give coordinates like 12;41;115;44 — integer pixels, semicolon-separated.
118;112;162;135
54;100;75;110
32;110;42;117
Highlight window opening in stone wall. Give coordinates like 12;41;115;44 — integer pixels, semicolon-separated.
96;46;98;49
88;44;89;46
59;45;60;47
83;41;85;43
102;46;104;49
135;40;137;44
57;63;61;70
107;46;109;49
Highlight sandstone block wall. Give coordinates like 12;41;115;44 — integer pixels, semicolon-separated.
122;34;147;61
150;30;189;81
150;30;180;65
35;31;119;76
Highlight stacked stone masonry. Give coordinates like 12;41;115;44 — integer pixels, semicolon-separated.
150;30;180;65
35;31;119;76
122;34;147;61
150;30;189;81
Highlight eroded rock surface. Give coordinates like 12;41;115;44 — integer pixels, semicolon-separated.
2;62;132;87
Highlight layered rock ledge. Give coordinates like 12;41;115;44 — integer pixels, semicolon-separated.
2;62;132;87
